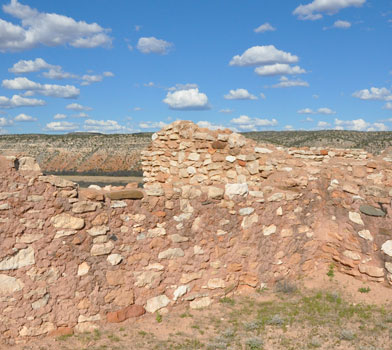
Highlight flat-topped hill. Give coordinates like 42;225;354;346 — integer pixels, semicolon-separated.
2;129;392;174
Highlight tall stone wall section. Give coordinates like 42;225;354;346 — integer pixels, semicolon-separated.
1;120;392;343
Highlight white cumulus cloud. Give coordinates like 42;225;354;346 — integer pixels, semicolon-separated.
231;115;278;130
0;117;13;126
317;121;331;128
334;118;372;131
2;77;79;98
298;107;336;114
230;45;298;67
255;63;306;76
254;22;276;33
137;37;173;54
352;87;392;101
43;67;77;80
45;121;78;132
224;88;258;100
163;88;210;110
333;20;352;28
66;103;92;111
271;76;309;88
84;119;126;133
9;57;55;73
384;102;392;110
0;0;112;52
14;113;36;122
293;0;366;21
138;121;167;130
53;113;66;119
0;94;45;108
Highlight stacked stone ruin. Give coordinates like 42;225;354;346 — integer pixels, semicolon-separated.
1;120;392;342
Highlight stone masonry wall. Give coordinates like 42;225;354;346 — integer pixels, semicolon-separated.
1;120;392;343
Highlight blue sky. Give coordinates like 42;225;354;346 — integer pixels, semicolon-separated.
0;0;391;134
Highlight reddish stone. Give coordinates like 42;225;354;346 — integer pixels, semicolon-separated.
153;211;166;218
237;160;246;167
107;305;145;323
208;148;216;154
79;188;104;201
49;327;74;337
211;141;226;150
320;149;328;156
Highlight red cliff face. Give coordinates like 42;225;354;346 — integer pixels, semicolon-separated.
0;133;151;174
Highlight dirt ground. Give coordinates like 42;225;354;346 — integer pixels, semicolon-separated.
4;272;392;350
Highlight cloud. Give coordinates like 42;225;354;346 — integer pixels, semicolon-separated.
384;102;392;110
0;117;13;126
333;20;352;28
352;87;392;101
9;57;55;73
372;123;388;131
293;0;366;21
163;88;210;110
271;76;309;88
53;113;66;119
66;103;92;111
137;37;173;54
143;82;155;87
0;0;112;52
219;108;233;114
254;22;276;33
14;113;36;122
138;121;167;130
317;121;331;128
231;115;278;130
45;121;78;131
260;93;266;99
297;107;336;114
229;45;298;67
2;77;79;98
133;107;142;111
255;63;306;76
284;125;294;130
167;83;198;92
80;72;114;86
197;121;226;130
43;67;77;80
74;112;88;118
83;119;126;133
224;88;258;100
334;118;372;131
0;94;45;108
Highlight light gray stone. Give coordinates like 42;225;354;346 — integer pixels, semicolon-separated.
54;230;77;239
0;274;24;295
0;246;35;271
32;293;49;310
158;248;185;260
267;193;285;202
358;229;373;241
225;183;248;198
381;240;392;257
90;241;114;256
147;227;166;237
39;175;74;188
241;213;259;229
107;254;123;266
359;264;384;278
51;213;85;230
169;234;189;243
208;186;224;200
263;224;277;236
190;297;212;309
87;225;109;237
78;262;90;276
349;212;364;226
111;201;127;208
255;147;272;154
17;234;43;243
226;155;236;163
239;207;254;216
0;203;10;210
134;270;163;288
145;294;170;313
385;262;392;274
343;250;361;261
173;285;190;301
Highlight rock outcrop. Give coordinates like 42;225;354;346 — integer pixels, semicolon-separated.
1;120;392;343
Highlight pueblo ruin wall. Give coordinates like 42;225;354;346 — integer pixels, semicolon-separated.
1;120;392;342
